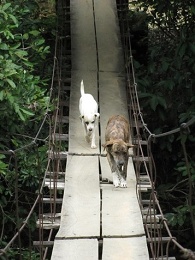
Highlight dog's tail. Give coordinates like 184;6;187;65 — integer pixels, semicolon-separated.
80;80;85;96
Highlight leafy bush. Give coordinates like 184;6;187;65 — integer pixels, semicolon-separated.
129;0;195;247
0;2;50;126
0;0;56;256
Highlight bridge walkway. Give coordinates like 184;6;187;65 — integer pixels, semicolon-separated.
51;1;149;259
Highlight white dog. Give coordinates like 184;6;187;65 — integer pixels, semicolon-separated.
79;80;100;149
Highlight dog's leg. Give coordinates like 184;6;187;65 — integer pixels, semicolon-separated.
91;119;99;148
85;134;90;143
82;121;90;143
120;174;127;187
107;152;120;187
90;128;97;149
120;158;128;188
113;171;121;187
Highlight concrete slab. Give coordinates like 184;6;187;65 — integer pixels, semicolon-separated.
56;155;100;238
100;158;144;237
94;0;124;72
102;237;149;260
71;0;97;71
51;239;98;260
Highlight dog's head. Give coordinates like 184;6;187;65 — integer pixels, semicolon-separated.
102;140;134;168
80;113;99;134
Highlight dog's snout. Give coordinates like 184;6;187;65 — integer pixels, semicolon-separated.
89;128;92;131
119;161;124;166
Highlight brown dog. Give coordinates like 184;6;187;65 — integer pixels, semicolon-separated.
102;115;134;188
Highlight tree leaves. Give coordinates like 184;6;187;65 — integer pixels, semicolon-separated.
0;43;9;50
0;2;52;125
5;78;16;89
139;92;167;111
129;1;195;245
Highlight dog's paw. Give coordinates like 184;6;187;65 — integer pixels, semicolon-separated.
113;180;120;187
120;179;127;188
91;144;97;149
113;172;120;187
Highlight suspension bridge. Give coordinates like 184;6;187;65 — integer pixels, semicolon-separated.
1;0;195;260
50;0;149;259
33;0;192;259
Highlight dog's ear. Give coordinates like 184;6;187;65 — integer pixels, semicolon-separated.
79;115;84;121
94;112;100;118
102;141;113;150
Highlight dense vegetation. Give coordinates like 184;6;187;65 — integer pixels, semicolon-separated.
0;0;56;258
1;0;195;258
129;0;195;250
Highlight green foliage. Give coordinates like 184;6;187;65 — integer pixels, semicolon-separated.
0;0;57;256
0;1;51;126
0;246;40;260
0;155;8;174
130;0;195;127
165;206;189;227
0;144;47;255
129;0;195;247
